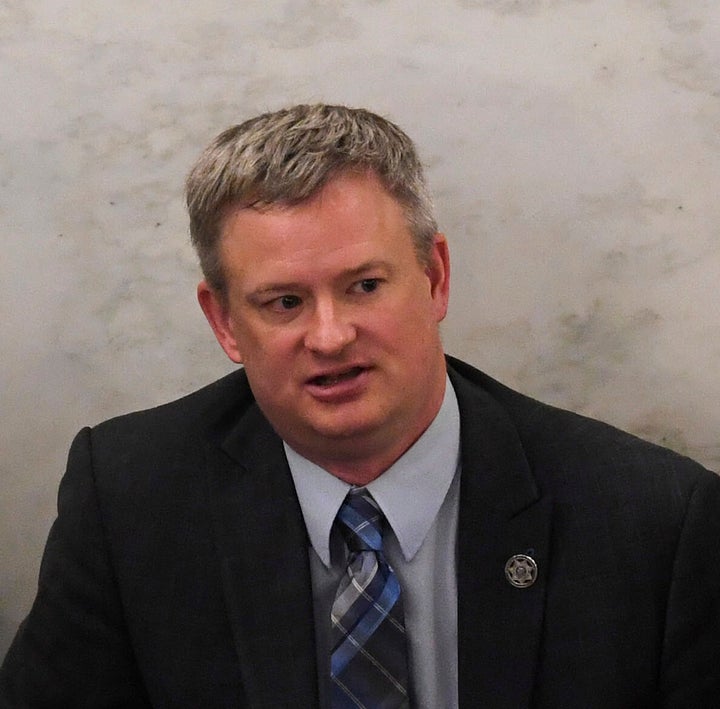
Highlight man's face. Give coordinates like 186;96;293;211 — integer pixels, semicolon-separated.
198;171;450;479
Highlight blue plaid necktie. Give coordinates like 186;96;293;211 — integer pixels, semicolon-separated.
330;488;410;708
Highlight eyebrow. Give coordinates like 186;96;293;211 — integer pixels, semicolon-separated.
343;259;395;279
247;260;396;300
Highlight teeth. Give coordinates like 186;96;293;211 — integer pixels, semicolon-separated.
315;367;361;386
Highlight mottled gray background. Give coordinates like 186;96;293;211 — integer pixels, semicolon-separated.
1;0;718;656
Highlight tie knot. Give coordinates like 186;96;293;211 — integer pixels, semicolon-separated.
336;489;385;553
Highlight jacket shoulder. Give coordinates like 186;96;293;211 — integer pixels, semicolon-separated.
446;355;715;491
92;368;254;443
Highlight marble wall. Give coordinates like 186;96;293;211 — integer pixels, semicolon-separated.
1;0;718;655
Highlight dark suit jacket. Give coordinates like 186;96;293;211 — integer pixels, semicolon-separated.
2;357;719;708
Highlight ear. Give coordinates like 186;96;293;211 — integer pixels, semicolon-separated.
197;281;244;363
426;233;451;322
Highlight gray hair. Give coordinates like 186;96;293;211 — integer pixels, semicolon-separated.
186;104;438;294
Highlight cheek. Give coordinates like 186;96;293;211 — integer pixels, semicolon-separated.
233;318;297;359
391;291;440;333
244;351;295;402
367;314;431;359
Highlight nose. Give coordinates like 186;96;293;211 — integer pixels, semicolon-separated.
304;300;356;355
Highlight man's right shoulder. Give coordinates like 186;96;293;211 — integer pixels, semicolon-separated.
89;367;256;449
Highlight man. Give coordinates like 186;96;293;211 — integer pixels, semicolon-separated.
1;104;719;708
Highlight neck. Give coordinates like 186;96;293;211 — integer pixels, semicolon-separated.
321;454;409;487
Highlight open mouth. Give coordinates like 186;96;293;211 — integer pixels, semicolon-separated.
310;366;365;387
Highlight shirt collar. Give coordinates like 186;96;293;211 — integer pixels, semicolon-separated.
285;375;460;566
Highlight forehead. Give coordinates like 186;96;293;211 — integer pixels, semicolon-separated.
219;172;416;272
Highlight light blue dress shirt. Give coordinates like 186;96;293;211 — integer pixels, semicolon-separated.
285;376;461;708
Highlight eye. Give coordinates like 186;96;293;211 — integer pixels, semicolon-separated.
353;278;381;294
269;294;302;312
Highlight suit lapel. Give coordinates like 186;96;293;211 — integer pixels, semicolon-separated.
451;367;553;709
206;403;318;708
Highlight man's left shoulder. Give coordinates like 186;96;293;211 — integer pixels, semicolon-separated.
447;355;717;499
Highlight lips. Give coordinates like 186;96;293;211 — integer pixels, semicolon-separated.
309;366;365;387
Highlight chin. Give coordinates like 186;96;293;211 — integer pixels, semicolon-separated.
307;414;383;443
